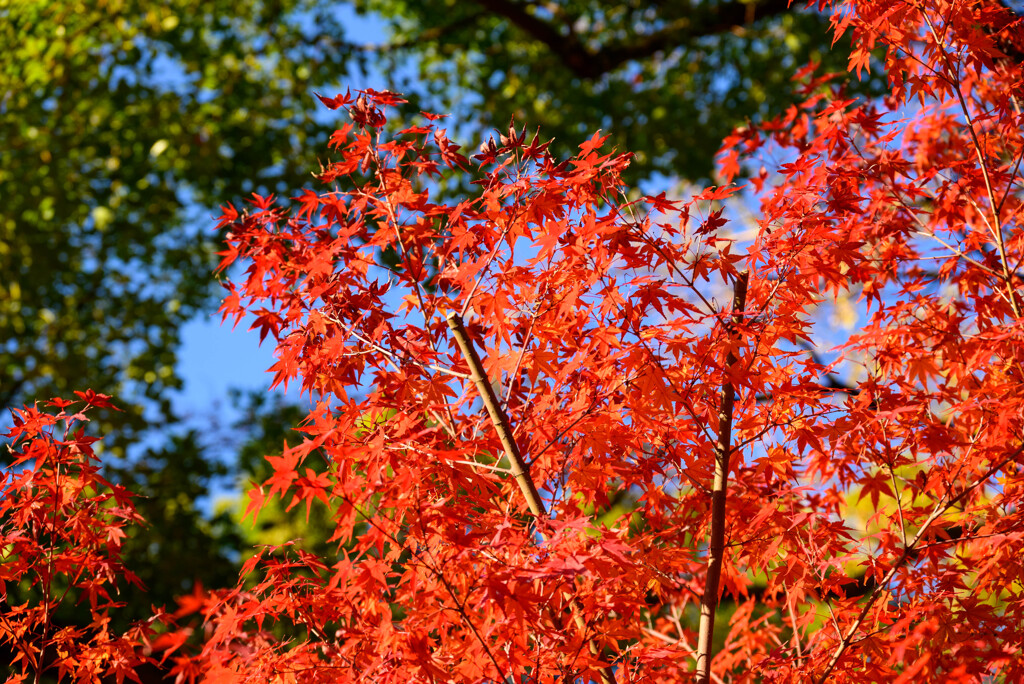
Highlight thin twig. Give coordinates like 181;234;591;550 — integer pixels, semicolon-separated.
814;443;1024;682
785;582;803;660
887;466;908;548
922;12;1021;318
338;493;510;681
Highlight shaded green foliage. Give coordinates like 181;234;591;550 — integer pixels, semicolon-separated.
231;391;336;557
112;431;244;628
0;0;353;444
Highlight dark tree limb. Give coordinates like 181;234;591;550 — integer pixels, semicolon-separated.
469;0;799;79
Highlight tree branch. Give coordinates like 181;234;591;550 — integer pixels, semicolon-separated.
814;443;1024;682
446;312;547;518
469;0;798;79
696;270;749;683
445;311;618;684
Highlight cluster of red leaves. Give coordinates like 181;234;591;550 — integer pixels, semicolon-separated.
712;0;1024;679
212;88;749;682
7;0;1024;681
200;0;1024;680
0;393;158;683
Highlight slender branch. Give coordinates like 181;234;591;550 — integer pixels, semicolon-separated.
696;270;750;683
458;216;516;319
618;192;718;317
433;567;512;681
335;493;510;681
358;148;462;429
527;371;636;468
445;311;618;684
785;582;803;660
886;462;908;547
502;295;544;414
922;12;1022;318
446;312;547;518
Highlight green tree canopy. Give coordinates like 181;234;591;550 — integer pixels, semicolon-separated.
1;0;353;442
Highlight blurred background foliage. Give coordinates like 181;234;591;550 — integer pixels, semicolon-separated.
1;0;354;444
1;0;880;642
363;0;873;186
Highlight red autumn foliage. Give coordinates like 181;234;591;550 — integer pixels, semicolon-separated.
6;0;1024;681
0;396;158;683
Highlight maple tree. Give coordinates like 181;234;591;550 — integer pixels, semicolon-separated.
0;392;158;683
6;0;1024;681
